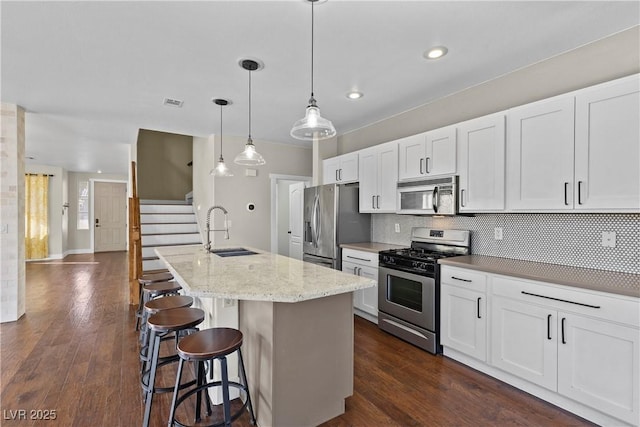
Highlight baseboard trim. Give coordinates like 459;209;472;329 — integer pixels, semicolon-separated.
64;249;94;257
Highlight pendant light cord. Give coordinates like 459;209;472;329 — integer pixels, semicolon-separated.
219;105;223;155
248;68;252;139
310;0;315;98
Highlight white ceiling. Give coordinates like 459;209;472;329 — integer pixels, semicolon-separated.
2;1;638;175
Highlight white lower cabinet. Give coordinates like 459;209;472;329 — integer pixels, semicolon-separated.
440;266;640;426
557;313;639;425
440;267;488;361
342;248;378;323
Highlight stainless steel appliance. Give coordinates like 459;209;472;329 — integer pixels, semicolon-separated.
378;227;470;353
303;184;371;270
396;175;458;215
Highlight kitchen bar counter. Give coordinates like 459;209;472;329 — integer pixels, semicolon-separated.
439;255;640;298
155;244;376;427
155;244;375;301
340;241;407;253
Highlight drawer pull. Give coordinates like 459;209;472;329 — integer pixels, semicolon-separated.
561;317;567;344
477;297;481;319
521;291;600;309
346;255;371;263
451;276;472;283
547;314;552;340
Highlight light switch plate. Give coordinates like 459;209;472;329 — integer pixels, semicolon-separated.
394;223;400;233
494;227;503;240
601;231;616;247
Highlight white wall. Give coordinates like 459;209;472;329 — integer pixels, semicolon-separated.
192;135;216;243
214;137;312;251
25;164;66;259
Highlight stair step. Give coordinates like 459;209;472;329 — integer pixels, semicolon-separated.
141;223;199;234
141;213;196;224
140;204;194;214
142;233;202;246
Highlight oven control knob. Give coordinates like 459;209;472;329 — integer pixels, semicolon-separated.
412;261;426;271
382;256;394;264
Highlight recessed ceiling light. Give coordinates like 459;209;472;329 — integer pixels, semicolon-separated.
346;91;363;100
424;46;448;60
97;170;102;174
26;156;35;160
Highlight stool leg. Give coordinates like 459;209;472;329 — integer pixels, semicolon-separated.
195;361;203;423
135;283;143;331
142;330;160;427
220;357;232;426
168;357;185;427
238;348;256;425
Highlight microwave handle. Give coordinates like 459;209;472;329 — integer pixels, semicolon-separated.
432;186;439;213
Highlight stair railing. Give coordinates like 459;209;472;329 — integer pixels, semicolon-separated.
128;161;143;305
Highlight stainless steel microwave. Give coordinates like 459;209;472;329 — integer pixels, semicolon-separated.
396;175;458;215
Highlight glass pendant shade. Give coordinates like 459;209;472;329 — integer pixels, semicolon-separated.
290;98;336;140
210;155;234;177
234;137;266;166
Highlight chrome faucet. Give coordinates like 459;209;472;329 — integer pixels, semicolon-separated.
205;205;229;252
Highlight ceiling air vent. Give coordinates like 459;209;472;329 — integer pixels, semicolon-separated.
163;97;184;108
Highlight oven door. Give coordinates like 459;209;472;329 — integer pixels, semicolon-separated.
378;266;435;331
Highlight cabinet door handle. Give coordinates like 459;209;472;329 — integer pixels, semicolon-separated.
547;314;552;340
372;195;376;209
564;182;570;206
353;266;358;275
578;181;584;205
476;297;481;319
521;291;600;309
419;158;424;174
346;255;370;262
460;189;466;207
376;195;380;209
451;276;472;283
561;317;566;344
335;169;339;182
339;169;342;181
425;157;431;174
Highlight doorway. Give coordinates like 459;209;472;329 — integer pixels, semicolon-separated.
93;181;127;252
269;174;311;259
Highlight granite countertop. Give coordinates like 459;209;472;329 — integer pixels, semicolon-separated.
439;255;640;298
340;242;407;253
155;245;376;302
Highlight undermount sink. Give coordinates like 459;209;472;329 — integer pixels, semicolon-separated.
210;247;258;257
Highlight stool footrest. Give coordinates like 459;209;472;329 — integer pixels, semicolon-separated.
171;381;252;427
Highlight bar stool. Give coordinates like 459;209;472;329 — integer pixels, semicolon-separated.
142;307;205;427
135;270;174;331
168;328;256;427
140;295;195;365
138;282;183;342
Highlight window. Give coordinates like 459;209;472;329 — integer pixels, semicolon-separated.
77;181;89;229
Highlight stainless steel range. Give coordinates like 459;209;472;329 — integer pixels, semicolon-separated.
378;227;470;354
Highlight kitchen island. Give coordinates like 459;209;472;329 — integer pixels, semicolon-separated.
155;245;376;427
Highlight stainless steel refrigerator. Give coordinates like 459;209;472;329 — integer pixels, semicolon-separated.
303;183;371;270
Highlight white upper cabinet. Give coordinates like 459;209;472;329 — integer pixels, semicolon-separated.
506;74;640;212
322;152;358;184
506;94;576;211
457;113;506;212
398;126;456;181
574;74;640;211
359;142;398;213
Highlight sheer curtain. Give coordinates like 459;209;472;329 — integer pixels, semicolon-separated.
25;174;49;259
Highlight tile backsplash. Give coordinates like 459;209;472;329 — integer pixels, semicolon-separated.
372;213;639;274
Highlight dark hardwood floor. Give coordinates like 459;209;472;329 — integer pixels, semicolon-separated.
0;252;594;426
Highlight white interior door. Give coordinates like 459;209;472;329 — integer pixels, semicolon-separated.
288;182;305;260
94;182;127;252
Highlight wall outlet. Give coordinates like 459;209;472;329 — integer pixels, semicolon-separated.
223;298;235;308
394;223;400;233
0;224;8;234
601;231;616;248
494;227;503;240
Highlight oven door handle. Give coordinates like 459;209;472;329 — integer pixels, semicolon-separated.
432;186;439;213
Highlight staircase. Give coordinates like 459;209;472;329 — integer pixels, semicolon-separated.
140;200;202;271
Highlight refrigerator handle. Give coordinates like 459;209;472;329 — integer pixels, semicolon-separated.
315;194;322;246
312;194;320;248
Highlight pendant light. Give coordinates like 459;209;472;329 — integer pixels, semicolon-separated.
210;98;234;177
234;59;266;166
290;0;336;141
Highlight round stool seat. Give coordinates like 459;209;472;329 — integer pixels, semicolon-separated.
147;307;204;333
178;328;243;361
139;271;173;284
145;295;193;315
143;281;182;296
